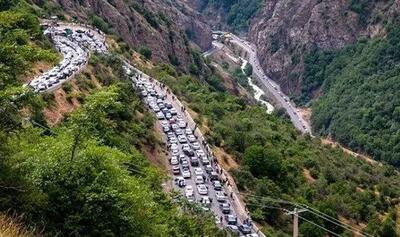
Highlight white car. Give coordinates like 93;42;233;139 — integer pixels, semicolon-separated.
195;175;204;184
182;169;191;179
156;112;164;120
182;144;191;150
187;135;197;143
178;121;186;128
185;128;192;135
170;143;179;150
185;185;194;196
169;137;178;144
186;192;195;202
178;135;187;143
200;196;212;210
162;126;170;133
178;154;185;161
192;142;201;150
215;191;226;202
201;157;210;165
153;106;160;113
170;156;179;165
170;108;177;115
194;168;204;176
174;177;185;187
196;149;205;157
171;124;179;130
197;184;208;195
171;147;179;155
246;234;260;237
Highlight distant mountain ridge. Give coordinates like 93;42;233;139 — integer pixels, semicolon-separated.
249;0;400;96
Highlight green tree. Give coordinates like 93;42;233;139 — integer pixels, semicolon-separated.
243;145;282;179
139;46;152;60
299;222;324;237
0;0;19;11
380;217;396;237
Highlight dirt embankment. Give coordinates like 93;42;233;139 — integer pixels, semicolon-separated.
321;138;378;165
0;214;35;237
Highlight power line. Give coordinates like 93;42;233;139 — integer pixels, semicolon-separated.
297;215;342;237
239;193;374;237
245;202;288;212
294;203;374;237
241;201;343;237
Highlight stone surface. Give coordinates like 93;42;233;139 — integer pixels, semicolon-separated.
249;0;400;95
48;0;213;71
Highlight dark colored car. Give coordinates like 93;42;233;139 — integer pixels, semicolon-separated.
219;203;231;214
209;171;219;181
225;215;237;225
238;224;251;235
190;157;199;166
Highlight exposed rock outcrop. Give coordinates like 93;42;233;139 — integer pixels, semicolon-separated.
40;0;212;71
249;0;400;96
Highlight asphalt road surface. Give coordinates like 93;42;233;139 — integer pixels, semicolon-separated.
212;31;311;134
28;23;107;93
125;65;261;237
29;22;262;236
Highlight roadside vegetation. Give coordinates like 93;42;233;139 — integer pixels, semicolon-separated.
202;0;263;32
0;52;225;236
0;214;35;237
150;63;400;236
0;1;224;235
300;26;400;167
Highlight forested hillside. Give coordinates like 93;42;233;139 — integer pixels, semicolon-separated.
147;64;400;236
199;0;263;32
0;1;224;236
307;26;400;166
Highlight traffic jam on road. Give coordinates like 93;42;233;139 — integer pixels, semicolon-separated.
28;25;107;93
126;66;259;237
212;31;311;134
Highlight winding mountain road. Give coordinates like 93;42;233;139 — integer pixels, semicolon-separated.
30;22;263;237
209;31;311;134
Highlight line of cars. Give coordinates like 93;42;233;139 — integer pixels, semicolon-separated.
28;25;107;93
130;71;259;237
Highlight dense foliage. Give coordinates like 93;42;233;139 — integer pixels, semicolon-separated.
202;0;263;32
0;1;57;89
150;64;400;236
0;2;224;234
0;53;225;236
304;26;400;166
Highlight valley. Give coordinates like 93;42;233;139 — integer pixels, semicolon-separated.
2;0;400;237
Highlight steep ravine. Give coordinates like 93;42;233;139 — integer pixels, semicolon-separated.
34;0;213;72
249;0;400;96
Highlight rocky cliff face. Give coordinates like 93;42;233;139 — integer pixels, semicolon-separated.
249;0;400;96
39;0;212;71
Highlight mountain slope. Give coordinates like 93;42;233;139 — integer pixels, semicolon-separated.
249;0;400;96
311;26;400;166
0;2;224;236
33;0;212;71
148;63;400;237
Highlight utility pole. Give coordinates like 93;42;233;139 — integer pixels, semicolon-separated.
286;208;307;237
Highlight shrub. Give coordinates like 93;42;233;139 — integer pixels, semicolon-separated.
88;14;111;33
139;46;152;60
61;82;72;94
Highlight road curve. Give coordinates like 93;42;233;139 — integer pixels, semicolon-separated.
29;22;263;237
28;23;107;93
211;31;311;134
